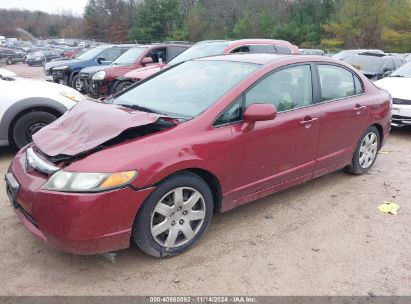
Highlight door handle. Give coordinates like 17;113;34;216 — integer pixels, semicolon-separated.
354;105;366;112
299;117;319;126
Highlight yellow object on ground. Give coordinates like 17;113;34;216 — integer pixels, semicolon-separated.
378;202;400;215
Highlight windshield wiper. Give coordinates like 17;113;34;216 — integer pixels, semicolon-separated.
389;75;404;77
117;104;190;121
118;103;160;114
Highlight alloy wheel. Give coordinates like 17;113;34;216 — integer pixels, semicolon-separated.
359;132;378;169
150;187;206;248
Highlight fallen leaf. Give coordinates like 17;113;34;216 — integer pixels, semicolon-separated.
378;202;400;215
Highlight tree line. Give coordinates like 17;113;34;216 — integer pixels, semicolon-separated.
1;0;410;52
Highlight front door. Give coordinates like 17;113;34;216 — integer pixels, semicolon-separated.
229;64;321;200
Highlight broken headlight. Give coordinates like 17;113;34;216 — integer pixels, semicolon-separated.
43;170;138;192
92;70;106;81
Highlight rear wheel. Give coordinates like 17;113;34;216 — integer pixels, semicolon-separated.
12;111;57;149
345;126;380;175
132;172;213;257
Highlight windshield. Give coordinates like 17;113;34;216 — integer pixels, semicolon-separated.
391;62;411;77
112;60;259;118
333;50;360;60
76;47;106;60
28;51;44;58
344;55;384;73
168;42;231;65
112;47;147;65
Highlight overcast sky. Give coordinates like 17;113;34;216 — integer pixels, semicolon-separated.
0;0;88;16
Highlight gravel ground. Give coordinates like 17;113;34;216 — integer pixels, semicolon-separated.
0;64;410;296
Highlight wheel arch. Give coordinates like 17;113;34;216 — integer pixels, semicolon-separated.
144;167;223;213
0;98;67;146
370;123;384;149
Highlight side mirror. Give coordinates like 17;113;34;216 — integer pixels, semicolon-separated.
242;103;277;131
383;69;392;77
96;57;105;64
141;57;154;65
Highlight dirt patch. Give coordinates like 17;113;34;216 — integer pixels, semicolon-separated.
0;128;410;295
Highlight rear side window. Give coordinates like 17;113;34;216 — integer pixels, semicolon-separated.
249;45;276;53
231;46;250;53
246;64;313;111
318;65;359;101
274;45;292;54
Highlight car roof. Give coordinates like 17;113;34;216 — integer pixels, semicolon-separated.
196;53;332;65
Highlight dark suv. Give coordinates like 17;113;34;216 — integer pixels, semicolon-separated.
0;49;27;65
44;45;134;92
79;43;191;97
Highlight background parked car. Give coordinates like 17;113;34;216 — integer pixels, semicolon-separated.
0;48;27;65
299;49;325;55
25;50;61;66
81;43;191;97
0;72;82;148
118;39;300;91
343;53;405;81
44;45;134;92
332;49;384;60
375;62;411;127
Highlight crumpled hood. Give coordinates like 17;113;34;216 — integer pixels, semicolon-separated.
33;100;161;157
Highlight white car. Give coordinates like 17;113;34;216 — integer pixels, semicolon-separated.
375;62;411;127
0;69;83;148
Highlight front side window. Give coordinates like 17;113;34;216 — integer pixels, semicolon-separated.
231;46;250;53
246;64;313;112
214;98;243;126
112;47;147;65
147;48;167;63
318;65;358;101
112;60;259;119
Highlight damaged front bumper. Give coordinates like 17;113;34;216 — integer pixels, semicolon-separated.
7;147;155;255
391;103;411;127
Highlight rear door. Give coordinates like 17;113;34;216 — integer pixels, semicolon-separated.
313;63;369;177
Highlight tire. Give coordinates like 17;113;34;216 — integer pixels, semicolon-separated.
132;172;213;258
113;81;132;94
71;74;85;93
12;111;57;149
6;57;13;65
345;126;380;175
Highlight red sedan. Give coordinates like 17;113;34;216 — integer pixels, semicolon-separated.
6;54;391;257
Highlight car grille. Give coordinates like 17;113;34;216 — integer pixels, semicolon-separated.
79;73;90;79
393;98;411;105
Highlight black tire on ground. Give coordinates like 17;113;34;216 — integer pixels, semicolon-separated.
113;81;133;95
12;111;57;149
344;126;380;175
132;172;214;258
71;74;85;92
6;57;13;65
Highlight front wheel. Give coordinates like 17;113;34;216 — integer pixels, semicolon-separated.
345;126;380;175
132;172;213;257
6;57;13;65
71;74;85;93
113;81;132;94
12;111;57;149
